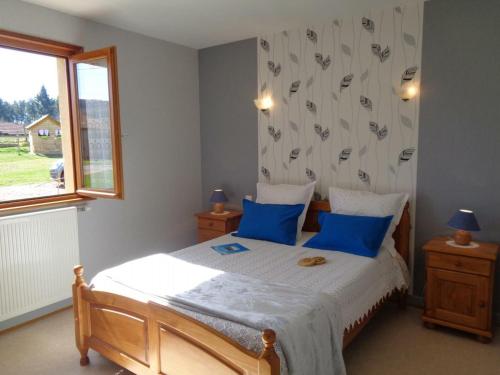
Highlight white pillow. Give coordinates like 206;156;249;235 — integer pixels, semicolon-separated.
256;181;316;240
328;186;408;257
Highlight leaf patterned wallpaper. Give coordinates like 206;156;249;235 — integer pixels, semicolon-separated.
257;1;424;202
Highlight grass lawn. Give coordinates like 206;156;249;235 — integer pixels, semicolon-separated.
83;159;114;189
83;169;114;190
0;146;56;186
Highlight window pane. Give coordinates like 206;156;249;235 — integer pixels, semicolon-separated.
0;46;74;202
76;59;114;190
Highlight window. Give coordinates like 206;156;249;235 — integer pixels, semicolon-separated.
70;48;123;197
38;129;50;137
0;30;123;211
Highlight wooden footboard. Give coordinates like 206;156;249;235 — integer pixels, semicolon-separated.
72;266;280;375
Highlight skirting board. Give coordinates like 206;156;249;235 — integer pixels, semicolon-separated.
0;298;72;332
407;294;424;308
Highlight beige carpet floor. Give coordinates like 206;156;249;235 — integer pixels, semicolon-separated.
0;304;498;375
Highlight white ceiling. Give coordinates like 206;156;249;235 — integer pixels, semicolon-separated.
21;0;407;49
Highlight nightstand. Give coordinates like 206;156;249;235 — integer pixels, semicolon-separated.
422;237;498;342
195;210;242;243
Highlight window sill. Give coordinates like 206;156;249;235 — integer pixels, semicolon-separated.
0;194;94;217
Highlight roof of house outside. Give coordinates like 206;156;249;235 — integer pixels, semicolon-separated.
25;114;60;130
0;122;25;135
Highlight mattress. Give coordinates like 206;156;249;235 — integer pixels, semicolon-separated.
90;233;409;373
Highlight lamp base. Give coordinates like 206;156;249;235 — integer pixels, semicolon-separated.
211;202;227;215
453;229;472;246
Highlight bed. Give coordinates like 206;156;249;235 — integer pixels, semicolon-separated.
72;200;410;375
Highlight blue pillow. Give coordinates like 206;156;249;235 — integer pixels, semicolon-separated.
233;199;305;245
303;212;393;257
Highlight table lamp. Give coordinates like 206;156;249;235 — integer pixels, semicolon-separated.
210;189;228;215
447;209;480;246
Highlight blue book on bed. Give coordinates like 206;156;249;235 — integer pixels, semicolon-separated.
211;243;249;255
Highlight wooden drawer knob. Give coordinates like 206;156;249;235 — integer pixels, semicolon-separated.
479;301;486;308
455;260;463;267
208;222;213;227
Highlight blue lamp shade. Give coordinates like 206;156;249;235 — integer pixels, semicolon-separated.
447;209;480;232
210;189;228;203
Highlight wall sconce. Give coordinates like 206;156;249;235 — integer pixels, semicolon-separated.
254;95;273;112
400;82;419;101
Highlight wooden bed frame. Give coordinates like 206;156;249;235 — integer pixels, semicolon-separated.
73;201;410;375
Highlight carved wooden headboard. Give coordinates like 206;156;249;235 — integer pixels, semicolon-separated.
302;201;411;266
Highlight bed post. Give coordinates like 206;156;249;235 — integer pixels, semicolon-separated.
260;329;280;374
73;265;90;366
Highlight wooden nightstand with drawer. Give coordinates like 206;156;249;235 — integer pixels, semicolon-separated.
422;237;498;342
195;210;242;243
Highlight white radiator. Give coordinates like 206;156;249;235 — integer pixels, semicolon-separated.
0;207;79;322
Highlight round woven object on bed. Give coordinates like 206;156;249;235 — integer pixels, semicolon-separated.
298;256;326;267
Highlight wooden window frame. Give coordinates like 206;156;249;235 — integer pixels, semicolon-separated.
0;29;83;57
69;47;124;199
0;29;123;214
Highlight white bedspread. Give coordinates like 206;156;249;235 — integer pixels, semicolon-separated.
90;233;408;375
167;232;409;330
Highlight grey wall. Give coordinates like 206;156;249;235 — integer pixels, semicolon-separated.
0;1;202;279
415;0;500;311
199;38;258;210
